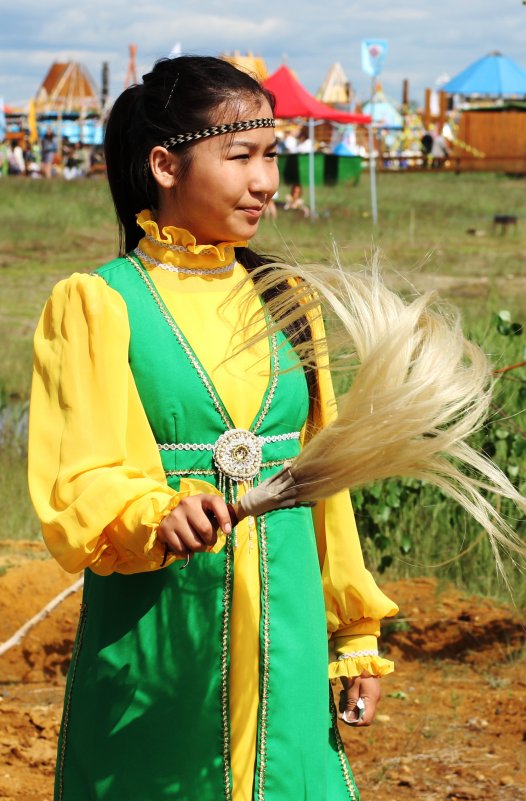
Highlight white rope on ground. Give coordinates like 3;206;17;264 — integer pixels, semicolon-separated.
0;576;84;657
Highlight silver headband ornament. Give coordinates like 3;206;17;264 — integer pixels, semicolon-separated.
161;118;275;149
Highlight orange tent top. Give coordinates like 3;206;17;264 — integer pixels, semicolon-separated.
35;62;100;112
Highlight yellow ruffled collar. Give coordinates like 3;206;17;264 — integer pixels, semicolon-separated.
135;210;246;273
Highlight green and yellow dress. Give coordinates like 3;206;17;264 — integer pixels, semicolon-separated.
28;211;398;801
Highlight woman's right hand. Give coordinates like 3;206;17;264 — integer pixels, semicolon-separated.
157;494;232;561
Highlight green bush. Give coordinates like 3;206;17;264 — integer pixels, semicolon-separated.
1;175;525;602
345;309;526;605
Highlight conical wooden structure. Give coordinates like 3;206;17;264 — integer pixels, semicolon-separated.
35;62;100;113
316;62;350;105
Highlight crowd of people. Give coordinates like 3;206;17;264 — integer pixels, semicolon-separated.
1;117;451;181
276;120;452;171
0;127;104;179
2;120;310;226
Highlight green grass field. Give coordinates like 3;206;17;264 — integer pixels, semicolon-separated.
2;170;525;398
1;171;524;602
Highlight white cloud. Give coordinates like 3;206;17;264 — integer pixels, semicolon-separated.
349;6;430;22
127;13;282;52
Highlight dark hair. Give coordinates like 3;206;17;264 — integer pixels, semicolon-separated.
104;55;275;254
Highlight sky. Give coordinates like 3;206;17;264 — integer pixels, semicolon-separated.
1;0;526;108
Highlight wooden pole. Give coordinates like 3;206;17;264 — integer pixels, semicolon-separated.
439;90;448;131
125;44;138;88
402;79;409;112
424;88;432;131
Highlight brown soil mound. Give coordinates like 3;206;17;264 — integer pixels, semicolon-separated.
380;577;526;663
1;560;525;801
0;557;82;684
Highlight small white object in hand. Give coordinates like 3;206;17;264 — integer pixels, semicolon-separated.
339;697;365;726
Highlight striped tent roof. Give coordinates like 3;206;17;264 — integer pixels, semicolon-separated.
316;62;350;105
35;62;100;112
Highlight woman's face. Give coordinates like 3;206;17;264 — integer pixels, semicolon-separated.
160;98;279;245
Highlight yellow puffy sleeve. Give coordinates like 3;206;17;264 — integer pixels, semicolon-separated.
28;273;216;576
306;308;399;679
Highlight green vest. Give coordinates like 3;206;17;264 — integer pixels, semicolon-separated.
55;257;359;801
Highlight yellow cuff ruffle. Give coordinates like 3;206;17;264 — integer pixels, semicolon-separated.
328;654;394;680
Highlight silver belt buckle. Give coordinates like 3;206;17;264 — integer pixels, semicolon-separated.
213;429;263;482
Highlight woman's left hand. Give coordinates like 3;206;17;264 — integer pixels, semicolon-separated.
340;672;381;727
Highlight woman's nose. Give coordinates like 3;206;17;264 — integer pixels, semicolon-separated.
250;159;279;196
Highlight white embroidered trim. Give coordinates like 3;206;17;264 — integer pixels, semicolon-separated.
144;234;192;253
158;432;300;451
337;649;379;661
144;233;220;256
134;245;235;275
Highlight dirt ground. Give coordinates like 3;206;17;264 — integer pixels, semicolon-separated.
1;542;525;801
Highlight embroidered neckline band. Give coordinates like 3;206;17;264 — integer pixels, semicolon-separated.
143;232;219;255
133;246;236;275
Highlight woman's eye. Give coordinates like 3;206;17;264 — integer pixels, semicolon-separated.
231;153;250;161
266;151;278;159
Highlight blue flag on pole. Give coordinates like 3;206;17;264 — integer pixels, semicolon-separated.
361;40;388;77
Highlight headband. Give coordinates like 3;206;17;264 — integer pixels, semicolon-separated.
161;118;275;149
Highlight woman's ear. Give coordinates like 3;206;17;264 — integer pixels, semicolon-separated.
149;146;180;189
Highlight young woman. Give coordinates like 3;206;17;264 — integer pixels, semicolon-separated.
28;56;397;801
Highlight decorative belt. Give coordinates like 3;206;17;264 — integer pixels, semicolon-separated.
158;429;300;484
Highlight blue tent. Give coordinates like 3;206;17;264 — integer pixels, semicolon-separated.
443;51;526;97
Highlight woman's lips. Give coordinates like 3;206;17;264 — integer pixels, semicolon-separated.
239;206;264;219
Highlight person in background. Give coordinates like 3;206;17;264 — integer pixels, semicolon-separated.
420;129;433;167
283;127;298;152
7;139;26;175
41;127;57;178
76;142;92;176
24;143;41;178
284;182;310;217
431;126;449;168
264;189;279;220
296;127;313;153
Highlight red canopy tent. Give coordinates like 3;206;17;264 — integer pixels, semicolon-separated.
264;65;371;124
263;66;372;216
